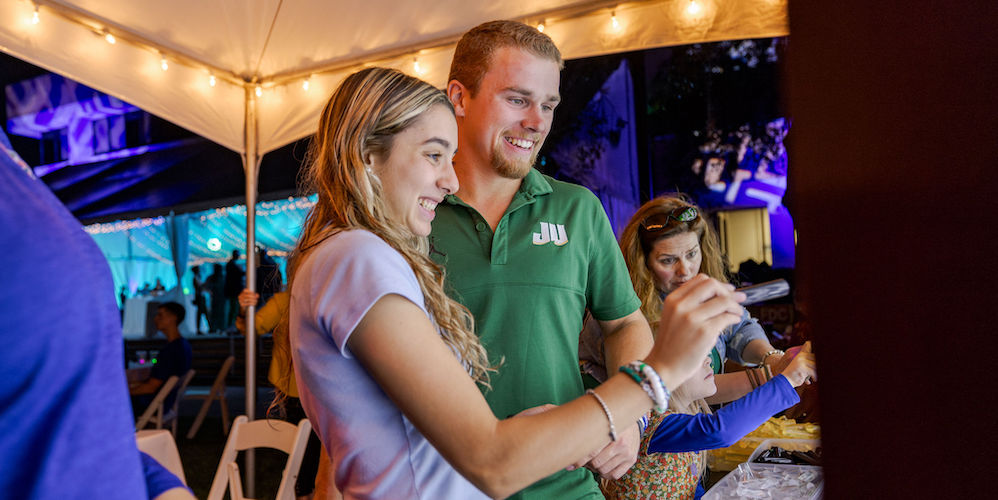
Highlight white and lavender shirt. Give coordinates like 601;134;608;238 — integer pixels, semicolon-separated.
290;229;489;500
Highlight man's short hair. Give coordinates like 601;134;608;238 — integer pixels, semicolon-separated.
159;302;186;323
448;20;563;95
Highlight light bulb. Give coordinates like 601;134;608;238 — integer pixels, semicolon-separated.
31;7;39;25
302;78;310;91
255;85;262;97
104;32;116;44
209;74;216;87
537;22;545;33
160;57;168;71
687;0;702;16
413;57;422;75
611;12;619;30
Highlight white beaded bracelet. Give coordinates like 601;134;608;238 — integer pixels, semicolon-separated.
586;389;617;442
639;363;669;413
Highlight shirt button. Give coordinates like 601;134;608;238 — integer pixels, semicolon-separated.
475;222;487;232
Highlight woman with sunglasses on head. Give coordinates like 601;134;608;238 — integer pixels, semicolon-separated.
282;68;745;500
619;197;804;402
580;195;816;499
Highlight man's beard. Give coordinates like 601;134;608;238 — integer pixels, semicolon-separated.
490;142;539;179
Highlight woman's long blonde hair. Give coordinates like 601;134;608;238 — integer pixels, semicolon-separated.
283;67;491;387
618;195;727;328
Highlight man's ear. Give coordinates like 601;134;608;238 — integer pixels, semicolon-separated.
446;80;467;118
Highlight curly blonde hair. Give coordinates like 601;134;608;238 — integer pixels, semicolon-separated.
618;195;728;328
284;67;491;388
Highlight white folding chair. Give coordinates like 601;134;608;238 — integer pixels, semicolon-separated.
206;415;312;500
136;429;188;485
186;355;235;439
135;375;179;432
136;369;196;436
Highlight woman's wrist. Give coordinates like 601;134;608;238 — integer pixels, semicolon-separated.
641;358;684;393
621;360;672;413
760;349;784;366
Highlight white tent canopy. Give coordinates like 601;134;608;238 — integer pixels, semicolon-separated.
0;0;788;450
1;0;787;155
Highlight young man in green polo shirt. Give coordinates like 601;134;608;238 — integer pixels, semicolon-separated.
430;20;654;499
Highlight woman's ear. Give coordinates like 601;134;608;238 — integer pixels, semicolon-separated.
361;149;377;170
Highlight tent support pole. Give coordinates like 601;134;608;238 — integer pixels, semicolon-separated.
242;85;260;498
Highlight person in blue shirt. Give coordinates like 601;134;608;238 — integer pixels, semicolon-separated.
602;348;815;499
131;302;192;412
0;128;192;499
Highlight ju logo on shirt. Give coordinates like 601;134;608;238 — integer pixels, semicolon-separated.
532;222;568;246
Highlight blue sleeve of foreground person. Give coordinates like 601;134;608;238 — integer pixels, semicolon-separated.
140;452;191;498
648;374;800;453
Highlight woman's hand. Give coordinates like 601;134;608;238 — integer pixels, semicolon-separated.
647;274;746;389
237;289;259;308
779;341;816;387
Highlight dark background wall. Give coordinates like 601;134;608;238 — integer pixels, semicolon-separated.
789;2;998;497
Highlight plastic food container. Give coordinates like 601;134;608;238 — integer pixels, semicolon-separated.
704;439;823;499
707;417;821;472
747;438;821;464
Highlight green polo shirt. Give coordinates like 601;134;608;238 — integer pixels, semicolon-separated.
430;169;640;499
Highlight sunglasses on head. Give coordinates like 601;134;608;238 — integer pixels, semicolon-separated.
639;206;699;233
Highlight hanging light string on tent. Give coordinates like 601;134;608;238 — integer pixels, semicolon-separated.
19;0;686;94
23;0;245;87
263;0;649;89
85;215;166;235
84;196;317;233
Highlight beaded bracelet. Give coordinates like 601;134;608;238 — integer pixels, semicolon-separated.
619;365;644;385
637;413;650;436
586;389;617;442
620;365;659;404
619;361;671;413
761;349;785;366
619;364;653;400
638;362;669;413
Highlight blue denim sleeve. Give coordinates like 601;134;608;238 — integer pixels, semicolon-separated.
646;375;800;453
720;308;768;365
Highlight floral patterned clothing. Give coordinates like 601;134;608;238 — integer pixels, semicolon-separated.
601;411;703;500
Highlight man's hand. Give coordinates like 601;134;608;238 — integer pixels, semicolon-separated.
575;423;640;480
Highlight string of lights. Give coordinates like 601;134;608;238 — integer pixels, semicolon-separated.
17;0;727;97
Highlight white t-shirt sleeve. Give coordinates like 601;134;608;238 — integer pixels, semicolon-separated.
300;230;426;358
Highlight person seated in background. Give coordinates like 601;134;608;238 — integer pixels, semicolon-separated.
130;302;192;413
138;282;153;296
236;288;326;500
